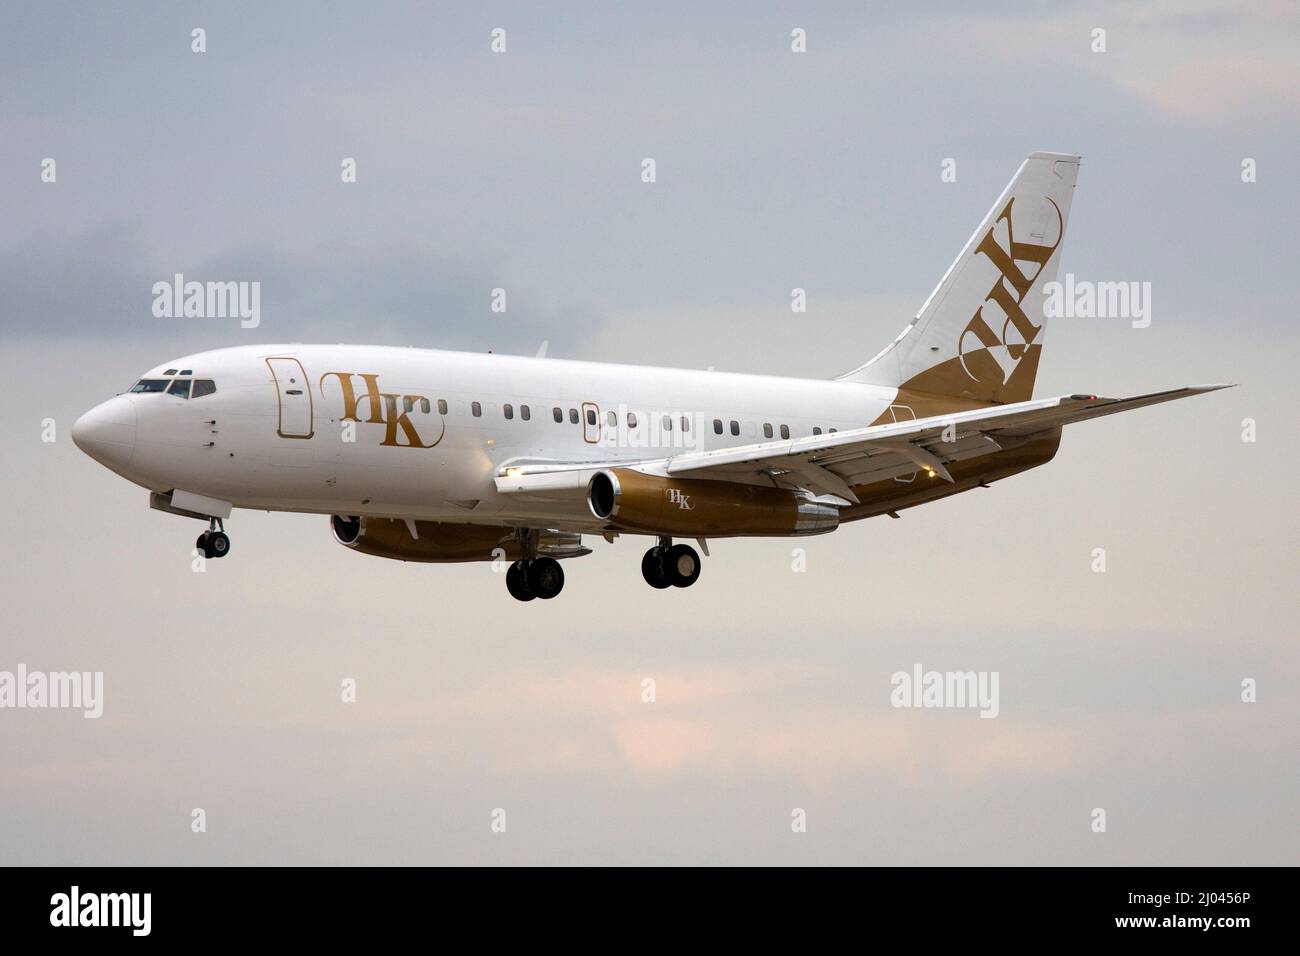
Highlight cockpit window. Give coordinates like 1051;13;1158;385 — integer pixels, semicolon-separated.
163;369;178;375
179;369;192;375
191;380;217;398
167;379;192;398
130;379;169;393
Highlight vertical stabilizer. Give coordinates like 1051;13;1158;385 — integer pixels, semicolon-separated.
840;152;1081;404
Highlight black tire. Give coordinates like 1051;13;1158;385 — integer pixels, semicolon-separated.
665;544;701;588
526;557;564;599
506;561;536;602
207;531;231;559
196;532;210;554
641;548;671;589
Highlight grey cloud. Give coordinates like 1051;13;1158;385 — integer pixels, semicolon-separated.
0;225;602;356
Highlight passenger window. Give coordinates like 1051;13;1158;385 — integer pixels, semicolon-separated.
713;419;723;434
681;416;689;432
419;398;430;414
780;424;790;439
569;408;579;424
471;402;482;417
192;380;217;398
662;414;672;431
763;423;773;439
130;379;169;393
168;379;192;399
729;420;739;436
586;409;597;426
437;399;448;415
403;396;414;413
553;406;563;423
504;403;514;420
606;411;617;427
628;412;638;428
521;405;530;421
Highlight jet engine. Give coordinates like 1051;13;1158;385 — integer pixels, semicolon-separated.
586;469;839;537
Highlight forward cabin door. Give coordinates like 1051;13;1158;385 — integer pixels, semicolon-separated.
266;357;314;439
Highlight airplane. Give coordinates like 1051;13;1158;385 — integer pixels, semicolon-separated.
72;151;1228;601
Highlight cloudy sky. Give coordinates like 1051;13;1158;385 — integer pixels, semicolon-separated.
1;0;1296;864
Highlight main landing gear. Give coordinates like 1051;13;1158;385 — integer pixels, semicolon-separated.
196;517;231;560
505;558;564;601
642;538;701;590
505;530;564;602
502;532;702;601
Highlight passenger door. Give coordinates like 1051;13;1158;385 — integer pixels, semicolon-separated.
266;357;314;439
581;401;601;444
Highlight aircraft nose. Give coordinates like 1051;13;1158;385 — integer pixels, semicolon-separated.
72;395;137;471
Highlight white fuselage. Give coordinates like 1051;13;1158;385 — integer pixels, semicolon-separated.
75;344;901;533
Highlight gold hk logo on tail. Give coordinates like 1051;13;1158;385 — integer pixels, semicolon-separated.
956;196;1062;387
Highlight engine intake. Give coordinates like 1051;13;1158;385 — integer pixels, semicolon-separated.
587;469;838;537
331;514;362;544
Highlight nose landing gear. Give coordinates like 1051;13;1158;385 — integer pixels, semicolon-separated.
196;518;231;560
642;538;701;589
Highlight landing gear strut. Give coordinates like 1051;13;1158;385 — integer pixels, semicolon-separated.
642;538;701;589
505;529;565;601
196;517;231;560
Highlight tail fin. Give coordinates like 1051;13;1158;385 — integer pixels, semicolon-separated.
840;151;1081;404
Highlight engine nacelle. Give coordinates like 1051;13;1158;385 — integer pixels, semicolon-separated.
330;515;588;563
586;469;839;537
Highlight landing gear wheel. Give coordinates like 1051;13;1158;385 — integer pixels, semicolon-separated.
506;561;536;602
665;543;701;588
205;531;231;559
641;548;671;589
196;518;230;560
526;557;565;599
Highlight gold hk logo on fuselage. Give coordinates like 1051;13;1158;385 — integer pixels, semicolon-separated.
320;372;444;448
667;489;694;510
957;196;1063;387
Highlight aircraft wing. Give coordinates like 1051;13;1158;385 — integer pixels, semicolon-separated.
495;386;1231;503
664;385;1231;502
